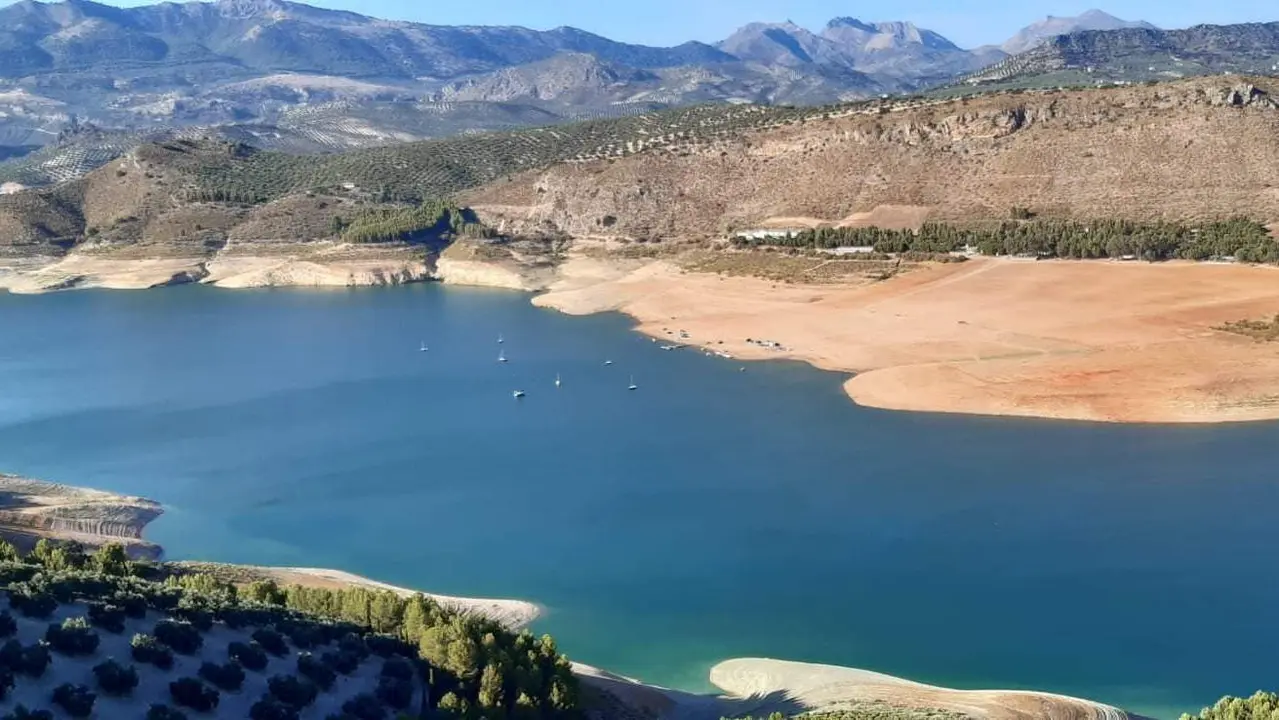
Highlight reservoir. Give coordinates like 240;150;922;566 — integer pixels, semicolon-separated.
0;284;1275;719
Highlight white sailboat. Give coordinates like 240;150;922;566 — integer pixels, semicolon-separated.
498;334;504;344
628;375;638;391
498;349;508;363
419;341;428;352
604;360;614;366
555;373;562;388
513;390;525;399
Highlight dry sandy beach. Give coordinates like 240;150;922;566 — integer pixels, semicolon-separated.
534;253;1279;423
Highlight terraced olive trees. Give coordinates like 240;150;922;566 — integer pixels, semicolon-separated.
0;537;580;719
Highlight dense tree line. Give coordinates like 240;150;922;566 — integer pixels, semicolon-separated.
1181;691;1279;719
334;199;497;244
0;538;580;719
272;583;577;719
733;218;1279;263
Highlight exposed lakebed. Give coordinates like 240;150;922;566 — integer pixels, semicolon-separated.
0;284;1275;718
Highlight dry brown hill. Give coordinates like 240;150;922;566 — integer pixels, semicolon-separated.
463;77;1279;239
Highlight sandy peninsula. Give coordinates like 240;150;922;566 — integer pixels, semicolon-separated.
0;474;164;559
706;659;1127;720
573;658;1130;720
534;253;1279;423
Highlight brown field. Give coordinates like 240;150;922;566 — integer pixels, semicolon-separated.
536;254;1279;423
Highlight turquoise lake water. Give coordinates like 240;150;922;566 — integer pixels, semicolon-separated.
0;284;1276;718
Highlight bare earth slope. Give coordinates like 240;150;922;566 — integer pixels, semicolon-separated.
465;78;1279;238
0;474;163;559
535;254;1279;423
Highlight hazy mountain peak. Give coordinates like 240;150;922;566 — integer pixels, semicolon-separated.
1001;9;1156;54
825;17;878;33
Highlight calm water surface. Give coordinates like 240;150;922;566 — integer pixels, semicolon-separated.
0;285;1275;718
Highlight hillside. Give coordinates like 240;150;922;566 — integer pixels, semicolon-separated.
463;77;1279;238
965;22;1279;89
1000;10;1156;55
0;538;579;720
3;77;1279;275
0;0;1193;177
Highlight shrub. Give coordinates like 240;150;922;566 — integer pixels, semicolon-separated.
51;683;96;718
286;622;326;650
3;705;53;720
229;640;269;671
147;586;184;612
0;612;16;638
337;633;369;661
366;634;413;659
87;603;127;633
253;627;289;656
172;606;214;632
0;640;19;670
298;652;336;691
322;649;360;675
154;620;203;655
45;617;100;656
341;693;386;720
380;657;414;681
376;676;413;710
10;592;56;619
114;592;148;618
131;633;174;670
0;667;12;700
199;660;246;691
250;698;300;720
268;674;319;709
18;643;50;677
146;705;187;720
93;658;139;696
169;677;219;712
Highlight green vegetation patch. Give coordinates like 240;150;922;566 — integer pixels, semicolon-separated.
1182;690;1279;719
734;218;1279;263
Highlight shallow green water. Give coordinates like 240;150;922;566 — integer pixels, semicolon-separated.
0;284;1274;718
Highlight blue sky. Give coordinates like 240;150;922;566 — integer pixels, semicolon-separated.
93;0;1278;48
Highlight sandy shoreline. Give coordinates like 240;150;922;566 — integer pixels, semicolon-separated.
533;253;1279;424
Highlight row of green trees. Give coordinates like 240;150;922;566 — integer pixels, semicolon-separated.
733;218;1279;263
0;537;579;719
258;582;577;719
334;199;496;244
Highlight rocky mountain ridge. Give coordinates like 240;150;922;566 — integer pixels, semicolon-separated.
0;1;1177;173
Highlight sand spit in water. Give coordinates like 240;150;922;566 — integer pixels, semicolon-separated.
535;254;1279;423
573;658;1132;720
707;658;1129;720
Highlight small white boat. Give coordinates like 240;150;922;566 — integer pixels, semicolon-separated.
419;341;428;352
513;390;525;399
498;350;508;363
604;360;614;366
555;374;562;388
628;375;638;391
498;334;504;344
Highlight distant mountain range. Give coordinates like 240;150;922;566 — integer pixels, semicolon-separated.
0;0;1274;186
